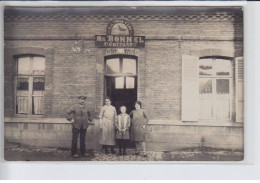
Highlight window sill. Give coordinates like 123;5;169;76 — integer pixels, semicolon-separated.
4;117;95;125
11;114;45;118
4;118;243;127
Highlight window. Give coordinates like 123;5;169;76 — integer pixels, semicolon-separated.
199;57;232;120
126;77;135;89
122;58;136;75
106;58;120;74
115;77;124;89
182;55;243;122
16;56;45;115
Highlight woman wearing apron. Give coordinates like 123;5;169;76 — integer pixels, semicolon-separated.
99;97;117;154
129;101;149;157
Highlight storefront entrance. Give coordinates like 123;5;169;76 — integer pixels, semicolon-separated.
105;55;137;113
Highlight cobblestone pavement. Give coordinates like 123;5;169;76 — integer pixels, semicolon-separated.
4;144;163;161
92;151;163;161
4;141;243;161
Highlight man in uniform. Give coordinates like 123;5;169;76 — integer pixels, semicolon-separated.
66;96;91;158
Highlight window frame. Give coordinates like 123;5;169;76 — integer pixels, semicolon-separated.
199;56;234;122
15;55;46;116
104;55;138;77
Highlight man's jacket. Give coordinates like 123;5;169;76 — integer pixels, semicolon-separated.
66;104;91;129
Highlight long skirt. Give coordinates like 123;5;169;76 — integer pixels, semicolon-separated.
99;118;116;145
130;125;145;142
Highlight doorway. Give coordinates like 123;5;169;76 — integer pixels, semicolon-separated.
105;55;138;114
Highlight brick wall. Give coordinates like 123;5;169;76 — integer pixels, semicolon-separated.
4;7;243;120
4;8;243;40
146;124;243;151
51;40;97;117
4;41;243;121
4;121;100;150
4;121;244;152
145;41;181;120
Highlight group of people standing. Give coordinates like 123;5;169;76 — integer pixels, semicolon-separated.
66;96;149;158
99;97;149;157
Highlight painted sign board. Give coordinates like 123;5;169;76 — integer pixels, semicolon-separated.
95;35;145;48
95;19;145;48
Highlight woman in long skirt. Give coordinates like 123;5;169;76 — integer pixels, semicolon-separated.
129;101;149;157
99;97;117;154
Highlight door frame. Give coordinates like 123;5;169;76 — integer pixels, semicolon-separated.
104;54;138;105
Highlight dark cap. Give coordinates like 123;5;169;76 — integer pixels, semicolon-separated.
78;96;87;100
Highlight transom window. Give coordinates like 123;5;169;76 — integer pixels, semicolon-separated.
16;56;45;115
199;58;232;77
105;56;137;89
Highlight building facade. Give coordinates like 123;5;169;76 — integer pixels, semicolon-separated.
4;7;244;152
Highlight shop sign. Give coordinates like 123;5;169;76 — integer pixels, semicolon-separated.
95;35;145;48
95;19;145;48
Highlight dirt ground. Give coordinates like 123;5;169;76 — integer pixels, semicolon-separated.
4;141;244;161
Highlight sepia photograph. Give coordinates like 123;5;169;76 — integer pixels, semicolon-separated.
3;6;244;161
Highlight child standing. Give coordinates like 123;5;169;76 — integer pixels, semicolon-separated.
115;106;130;156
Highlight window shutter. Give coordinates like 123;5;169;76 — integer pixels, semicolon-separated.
235;57;244;123
182;55;199;121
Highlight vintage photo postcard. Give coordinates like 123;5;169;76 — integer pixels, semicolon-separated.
3;6;244;161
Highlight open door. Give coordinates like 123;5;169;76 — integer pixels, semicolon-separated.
106;76;137;113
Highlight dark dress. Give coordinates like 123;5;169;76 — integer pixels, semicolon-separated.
129;109;149;142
